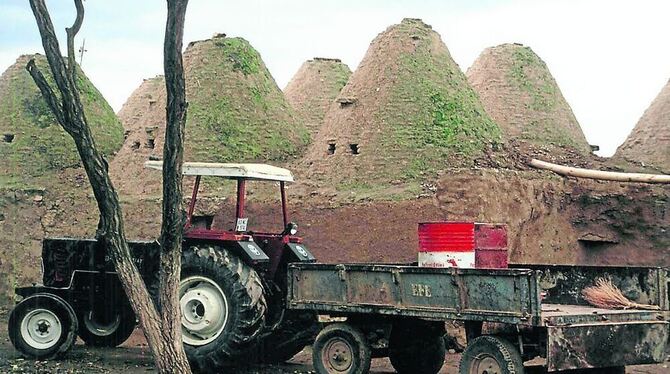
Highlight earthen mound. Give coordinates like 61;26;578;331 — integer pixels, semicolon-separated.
0;54;123;188
111;35;309;195
303;19;501;197
615;79;670;172
284;57;351;135
467;44;591;154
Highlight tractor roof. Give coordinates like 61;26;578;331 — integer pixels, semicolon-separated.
144;161;294;182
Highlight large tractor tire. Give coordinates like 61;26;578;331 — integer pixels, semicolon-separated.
179;245;267;371
255;310;320;364
77;302;136;347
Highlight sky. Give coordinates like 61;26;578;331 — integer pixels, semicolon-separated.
1;0;669;156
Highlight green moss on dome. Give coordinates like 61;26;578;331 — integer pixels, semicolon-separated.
381;21;501;180
508;46;557;112
183;37;309;163
0;55;123;189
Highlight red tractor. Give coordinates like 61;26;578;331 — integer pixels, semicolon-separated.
8;162;318;371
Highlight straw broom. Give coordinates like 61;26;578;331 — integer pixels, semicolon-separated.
582;277;660;310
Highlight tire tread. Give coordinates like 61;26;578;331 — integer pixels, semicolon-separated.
182;245;266;371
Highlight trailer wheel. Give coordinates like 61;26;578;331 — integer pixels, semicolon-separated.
312;323;371;374
8;293;78;360
77;302;136;347
459;335;524;374
389;321;446;374
180;245;266;370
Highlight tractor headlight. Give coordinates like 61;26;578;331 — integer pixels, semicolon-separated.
283;222;298;236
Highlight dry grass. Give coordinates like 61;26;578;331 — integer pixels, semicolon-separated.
582;277;660;310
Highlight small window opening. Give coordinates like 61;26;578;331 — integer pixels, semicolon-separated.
337;97;356;108
349;144;359;155
3;133;14;143
149;100;157;107
131;141;141;150
145;138;155;149
327;143;336;155
123;130;131;140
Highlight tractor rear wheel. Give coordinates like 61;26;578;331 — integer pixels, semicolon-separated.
180;245;267;370
77;302;136;347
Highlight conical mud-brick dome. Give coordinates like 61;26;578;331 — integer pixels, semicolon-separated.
0;54;123;188
615;79;670;171
304;19;500;193
111;34;309;195
284;58;351;136
467;44;591;154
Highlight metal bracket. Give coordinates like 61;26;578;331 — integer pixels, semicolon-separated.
336;264;347;282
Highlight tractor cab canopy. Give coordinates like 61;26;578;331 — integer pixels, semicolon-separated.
144;161;294;182
144;161;295;235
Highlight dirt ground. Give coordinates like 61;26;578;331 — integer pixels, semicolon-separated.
1;308;667;374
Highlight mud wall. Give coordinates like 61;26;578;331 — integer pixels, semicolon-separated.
434;170;668;266
2;170;668;306
0;190;162;306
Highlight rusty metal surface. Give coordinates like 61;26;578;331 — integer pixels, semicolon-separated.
541;304;665;325
287;263;542;325
512;264;669;309
546;321;669;371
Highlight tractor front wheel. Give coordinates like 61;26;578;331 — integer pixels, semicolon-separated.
8;293;78;360
180;245;267;371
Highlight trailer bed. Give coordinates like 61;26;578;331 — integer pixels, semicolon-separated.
287;263;667;326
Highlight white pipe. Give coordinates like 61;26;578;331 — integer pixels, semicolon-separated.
528;159;670;184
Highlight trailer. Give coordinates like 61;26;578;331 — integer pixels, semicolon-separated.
287;263;669;374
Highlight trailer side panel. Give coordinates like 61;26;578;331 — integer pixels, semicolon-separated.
288;263;542;324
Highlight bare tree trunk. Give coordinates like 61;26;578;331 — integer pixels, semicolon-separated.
27;0;191;372
156;0;191;371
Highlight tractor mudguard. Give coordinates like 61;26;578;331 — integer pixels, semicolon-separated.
15;270;128;313
14;285;67;299
285;243;316;262
231;240;270;263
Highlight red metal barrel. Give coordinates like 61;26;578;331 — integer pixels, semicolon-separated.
418;222;507;268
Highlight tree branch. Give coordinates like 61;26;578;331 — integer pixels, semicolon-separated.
66;0;84;82
28;0;76;105
25;59;67;130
